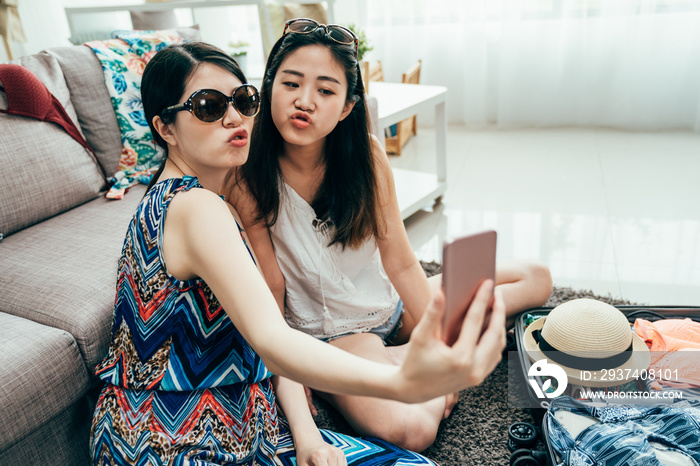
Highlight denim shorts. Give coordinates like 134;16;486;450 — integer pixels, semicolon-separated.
368;299;405;345
323;300;405;345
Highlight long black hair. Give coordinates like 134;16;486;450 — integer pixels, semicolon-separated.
142;42;247;192
236;28;382;249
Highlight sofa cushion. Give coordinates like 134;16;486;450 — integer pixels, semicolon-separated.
129;9;178;30
9;52;84;136
48;46;124;177
0;312;90;451
0;184;145;373
0;98;107;237
0;51;109;236
281;2;328;24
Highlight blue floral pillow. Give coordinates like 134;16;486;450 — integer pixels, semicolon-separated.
87;30;184;198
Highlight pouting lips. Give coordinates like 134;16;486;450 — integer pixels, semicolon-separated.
229;131;248;147
291;113;311;129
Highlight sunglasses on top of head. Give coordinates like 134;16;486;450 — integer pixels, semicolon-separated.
161;84;260;123
283;18;359;59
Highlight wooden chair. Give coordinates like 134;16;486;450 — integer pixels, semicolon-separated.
361;61;369;91
369;60;385;82
385;60;421;155
362;59;384;91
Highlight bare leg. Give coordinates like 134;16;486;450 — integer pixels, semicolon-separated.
318;332;446;452
392;274;443;344
385;343;459;419
493;259;552;327
355;260;550;435
398;260;551;332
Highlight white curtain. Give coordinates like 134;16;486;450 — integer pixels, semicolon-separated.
363;0;700;131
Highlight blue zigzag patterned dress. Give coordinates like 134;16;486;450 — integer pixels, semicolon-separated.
90;177;438;466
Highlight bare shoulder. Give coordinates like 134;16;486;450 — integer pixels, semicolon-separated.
161;187;239;280
220;171;263;228
167;187;232;232
170;185;226;208
369;134;395;193
370;135;392;177
370;133;391;168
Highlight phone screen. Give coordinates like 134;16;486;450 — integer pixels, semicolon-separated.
442;230;497;345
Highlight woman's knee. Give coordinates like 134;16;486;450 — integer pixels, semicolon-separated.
371;409;439;452
526;260;553;304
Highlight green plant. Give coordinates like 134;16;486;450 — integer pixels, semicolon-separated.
345;23;373;62
229;40;249;57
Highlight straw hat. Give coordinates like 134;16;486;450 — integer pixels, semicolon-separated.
523;298;650;388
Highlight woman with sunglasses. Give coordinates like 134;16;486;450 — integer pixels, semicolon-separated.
90;41;507;466
223;19;552;452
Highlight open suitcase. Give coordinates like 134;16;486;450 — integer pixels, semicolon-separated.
508;305;700;466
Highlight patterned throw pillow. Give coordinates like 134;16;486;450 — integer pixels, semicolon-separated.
87;30;185;199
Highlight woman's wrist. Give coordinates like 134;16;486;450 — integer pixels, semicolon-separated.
289;422;325;448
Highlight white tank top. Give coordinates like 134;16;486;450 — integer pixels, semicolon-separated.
269;182;399;339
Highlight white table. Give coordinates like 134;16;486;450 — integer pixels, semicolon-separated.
368;82;447;220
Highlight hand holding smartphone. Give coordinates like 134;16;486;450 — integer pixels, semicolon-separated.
441;230;497;346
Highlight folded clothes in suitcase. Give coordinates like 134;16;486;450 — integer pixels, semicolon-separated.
542;396;700;466
508;300;700;466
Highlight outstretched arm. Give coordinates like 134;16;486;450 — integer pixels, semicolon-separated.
370;136;433;339
163;188;505;403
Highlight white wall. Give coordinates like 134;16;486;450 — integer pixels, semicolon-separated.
0;1;232;61
2;0;364;62
6;0;699;130
1;0;73;62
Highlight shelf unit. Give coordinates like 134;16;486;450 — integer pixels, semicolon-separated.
64;0;337;52
368;81;448;220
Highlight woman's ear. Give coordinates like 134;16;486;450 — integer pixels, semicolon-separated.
153;115;178;147
338;100;356;122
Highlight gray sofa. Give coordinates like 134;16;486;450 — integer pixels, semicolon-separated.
0;43;381;465
0;45;145;465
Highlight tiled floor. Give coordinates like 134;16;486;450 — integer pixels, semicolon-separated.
390;125;700;306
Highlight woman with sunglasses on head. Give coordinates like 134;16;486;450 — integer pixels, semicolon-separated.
223;19;553;452
90;41;507;466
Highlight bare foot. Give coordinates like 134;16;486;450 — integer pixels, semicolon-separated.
443;391;460;419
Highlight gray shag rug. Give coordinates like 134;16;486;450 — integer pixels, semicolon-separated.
308;261;636;465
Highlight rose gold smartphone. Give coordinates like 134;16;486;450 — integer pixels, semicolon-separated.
442;230;497;345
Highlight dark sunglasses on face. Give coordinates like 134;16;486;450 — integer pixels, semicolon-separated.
283;18;359;59
161;85;260;123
